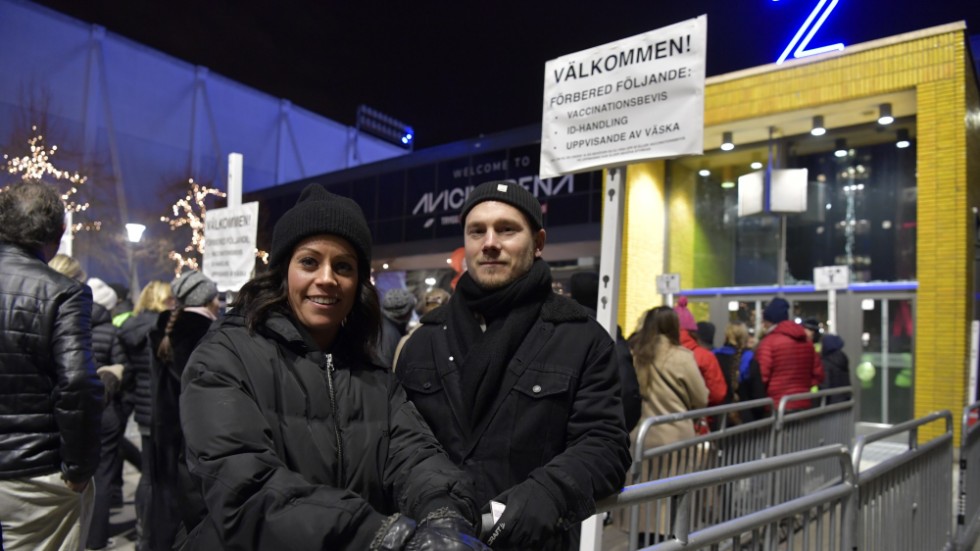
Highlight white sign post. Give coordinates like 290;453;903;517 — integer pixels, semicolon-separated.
541;19;707;551
814;265;849;334
541;15;706;178
203;202;259;293
656;273;681;307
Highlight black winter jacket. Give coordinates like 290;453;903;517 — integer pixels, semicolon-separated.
0;243;103;482
395;293;631;550
179;312;478;550
92;303;126;368
820;334;850;403
118;310;158;428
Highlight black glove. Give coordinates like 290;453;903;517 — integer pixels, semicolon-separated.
418;507;477;537
370;513;490;551
406;526;490;551
370;514;417;551
485;479;563;549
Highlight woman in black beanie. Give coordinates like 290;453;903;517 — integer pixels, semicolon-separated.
178;184;488;551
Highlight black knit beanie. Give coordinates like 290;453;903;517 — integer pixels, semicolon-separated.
460;180;543;230
270;184;372;274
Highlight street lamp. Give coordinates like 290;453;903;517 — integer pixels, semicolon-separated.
125;223;146;300
125;223;146;243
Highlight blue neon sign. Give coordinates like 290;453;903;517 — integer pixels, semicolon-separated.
776;0;845;64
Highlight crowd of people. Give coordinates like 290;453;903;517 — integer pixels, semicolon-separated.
0;179;849;551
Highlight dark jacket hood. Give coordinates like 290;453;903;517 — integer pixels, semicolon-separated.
822;334;845;355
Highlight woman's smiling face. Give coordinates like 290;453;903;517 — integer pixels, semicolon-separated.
286;234;359;350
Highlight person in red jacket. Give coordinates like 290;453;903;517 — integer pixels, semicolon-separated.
754;298;824;411
674;297;727;406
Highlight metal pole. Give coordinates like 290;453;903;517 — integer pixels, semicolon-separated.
828;288;837;337
582;165;626;551
227;153;243;207
595;165;626;339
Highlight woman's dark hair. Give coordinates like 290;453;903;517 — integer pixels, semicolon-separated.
0;180;65;253
156;307;184;363
232;251;381;361
633;306;680;366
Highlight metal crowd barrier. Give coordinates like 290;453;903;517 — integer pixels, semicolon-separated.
772;387;855;503
586;410;955;551
851;410;954;551
595;445;857;551
957;401;980;550
626;398;776;548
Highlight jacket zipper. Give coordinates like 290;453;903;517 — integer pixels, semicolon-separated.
324;353;345;486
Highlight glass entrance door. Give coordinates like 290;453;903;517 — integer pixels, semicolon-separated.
856;297;915;423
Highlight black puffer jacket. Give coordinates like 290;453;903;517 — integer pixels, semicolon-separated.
820;334;850;403
0;243;103;482
92;303;126;368
118;310;159;428
396;293;632;550
179;312;478;550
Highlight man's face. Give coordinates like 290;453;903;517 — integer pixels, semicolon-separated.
463;200;545;290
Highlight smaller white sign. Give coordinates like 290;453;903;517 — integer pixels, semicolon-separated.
770;168;808;214
203;202;259;292
738;170;765;217
813;265;849;291
656;273;681;295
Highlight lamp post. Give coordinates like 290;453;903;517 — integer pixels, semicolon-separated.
125;223;146;300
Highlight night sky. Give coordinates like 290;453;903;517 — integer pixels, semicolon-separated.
29;0;980;149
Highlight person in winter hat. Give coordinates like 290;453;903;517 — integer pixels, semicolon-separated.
84;277;129;551
752;297;824;411
179;184;488;551
762;297;790;326
170;270;219;308
377;288;417;368
141;270;221;549
396;180;631;550
674;296;727;406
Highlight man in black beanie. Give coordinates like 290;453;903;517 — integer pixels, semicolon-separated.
396;180;631;550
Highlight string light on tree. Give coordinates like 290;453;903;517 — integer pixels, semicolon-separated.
160;178;226;275
2;126;100;232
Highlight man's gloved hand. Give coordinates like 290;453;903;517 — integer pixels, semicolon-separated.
370;513;490;551
484;479;563;549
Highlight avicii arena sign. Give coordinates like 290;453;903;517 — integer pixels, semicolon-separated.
540;15;707;178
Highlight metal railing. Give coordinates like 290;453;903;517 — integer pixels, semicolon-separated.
957;401;980;550
596;445;857;550
851;410;954;551
590;400;957;551
627;398;776;548
772;387;855;503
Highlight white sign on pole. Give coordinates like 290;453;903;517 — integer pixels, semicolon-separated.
656;273;681;295
203;202;259;292
540;15;706;179
813;265;849;291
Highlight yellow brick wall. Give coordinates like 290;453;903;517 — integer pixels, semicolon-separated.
617;160;667;337
618;27;977;442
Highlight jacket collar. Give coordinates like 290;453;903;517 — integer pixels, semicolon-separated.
0;241;43;262
420;291;589;325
